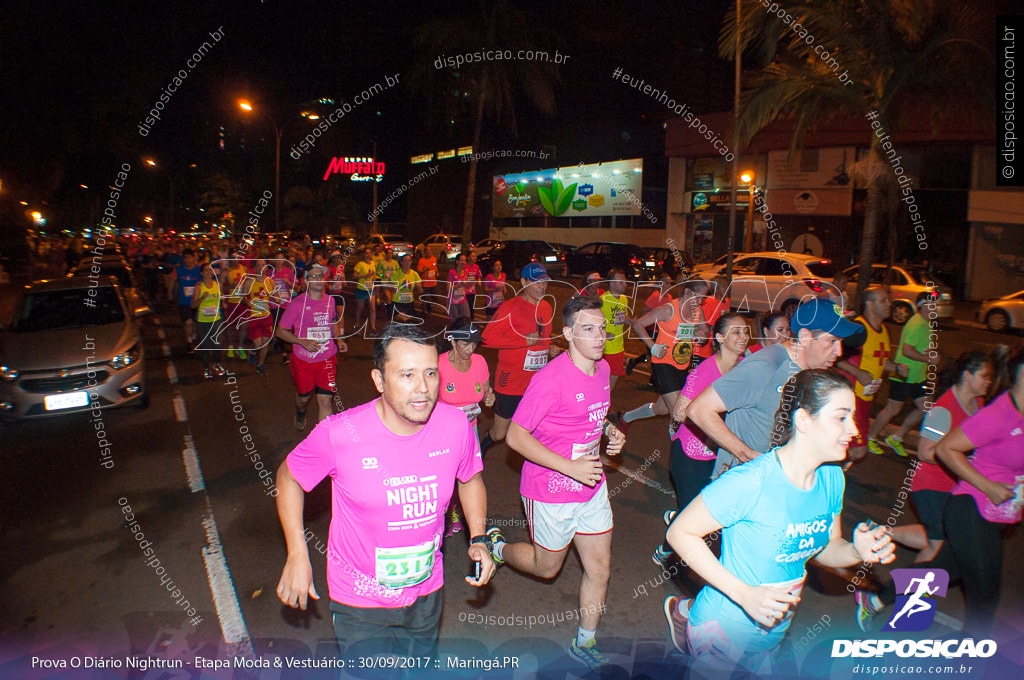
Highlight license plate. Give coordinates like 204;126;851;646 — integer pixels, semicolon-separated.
544;256;556;262
645;261;655;267
45;391;89;411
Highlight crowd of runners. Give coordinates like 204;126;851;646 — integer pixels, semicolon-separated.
117;233;1024;675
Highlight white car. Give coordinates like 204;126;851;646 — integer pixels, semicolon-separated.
473;238;502;255
976;289;1024;332
841;264;954;324
697;252;838;315
361;233;414;259
417;234;464;262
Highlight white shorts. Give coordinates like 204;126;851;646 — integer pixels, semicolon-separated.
522;484;613;551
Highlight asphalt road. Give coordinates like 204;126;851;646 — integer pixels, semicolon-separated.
1;287;1022;680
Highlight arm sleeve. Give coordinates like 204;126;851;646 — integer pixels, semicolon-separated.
285;421;338;492
918;406;953;443
700;460;764;527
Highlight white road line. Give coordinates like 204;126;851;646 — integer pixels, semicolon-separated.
173;395;188;422
604;458;674;496
181;434;205;493
201;514;252;649
166;364;178;384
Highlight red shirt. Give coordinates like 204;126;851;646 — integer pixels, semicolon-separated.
911;388;980;493
482;296;553;396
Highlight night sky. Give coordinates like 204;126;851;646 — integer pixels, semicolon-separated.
1;1;734;231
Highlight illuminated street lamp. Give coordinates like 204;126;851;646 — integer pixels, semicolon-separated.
238;98;281;235
740;171;756;252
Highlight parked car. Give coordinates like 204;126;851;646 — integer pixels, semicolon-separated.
566;242;658;281
417;234;464;262
691;252;749;279
69;261;148;315
647;247;695;280
360;233;414;259
473;238;502;255
477;240;567;279
0;276;150;419
976;289;1024;332
840;264;953;324
697;252;838;315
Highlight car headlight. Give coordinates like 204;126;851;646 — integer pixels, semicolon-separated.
0;365;19;381
110;344;141;370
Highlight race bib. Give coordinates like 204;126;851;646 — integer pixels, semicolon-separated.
672;324;695;367
862;378;882;397
199;306;218;319
375;539;436;589
675;323;695;342
613;309;627;326
458;403;482;421
571;439;600;460
396;289;413;303
252;299;269;313
306;326;331;341
183;286;195;297
524;349;548;371
490;291;504;307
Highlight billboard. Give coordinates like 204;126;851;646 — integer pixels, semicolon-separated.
493;159;644;218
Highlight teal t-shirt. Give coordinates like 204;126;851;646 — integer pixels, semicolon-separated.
893;312;930;383
689;449;844;655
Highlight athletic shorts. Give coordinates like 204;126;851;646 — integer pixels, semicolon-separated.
493;391;523;420
178;305;196;322
356;288;371;301
247;314;273;339
603;351;625;377
912;490;950;540
223;301;246;324
652;363;688;395
851;395;873;448
330;588;442;658
889;379;927;403
394;302;416;318
522;484;613;552
289;354;338;397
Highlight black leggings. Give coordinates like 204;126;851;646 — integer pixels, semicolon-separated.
662;438;715;551
879;493;1004;637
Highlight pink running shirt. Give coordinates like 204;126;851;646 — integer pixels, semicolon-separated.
286;400;482;608
953;392;1024;524
278;292;338;363
438;352;490;426
513;352;611;503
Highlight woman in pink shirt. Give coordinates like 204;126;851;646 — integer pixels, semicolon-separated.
446;253;471;325
652;313;749;568
483;260;507;319
438;322;494;534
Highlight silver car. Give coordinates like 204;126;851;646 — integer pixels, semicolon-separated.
0;276;149;420
976;289;1024;332
841;264;954;324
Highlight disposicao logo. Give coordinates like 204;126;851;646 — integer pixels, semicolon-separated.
886;568;948;632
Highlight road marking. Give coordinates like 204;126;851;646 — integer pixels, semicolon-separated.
934;611;963;631
604;458;674;496
181;434;205;493
167;364;178;384
173;395;188;422
201;513;252;649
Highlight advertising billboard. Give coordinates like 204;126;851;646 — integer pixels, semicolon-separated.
493;159;644;218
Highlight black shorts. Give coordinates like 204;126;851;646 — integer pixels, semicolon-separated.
889;379;927;403
394;302;416;318
493;391;523;419
912;490;950;540
178;305;196;322
330;588;441;658
651;363;688;396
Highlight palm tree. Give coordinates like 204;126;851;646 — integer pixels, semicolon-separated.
720;0;992;306
411;1;560;247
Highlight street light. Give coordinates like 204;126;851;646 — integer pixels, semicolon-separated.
238;98;281;236
143;158;175;234
740;171;756;252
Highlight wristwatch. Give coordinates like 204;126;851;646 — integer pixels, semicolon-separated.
469;534;493;552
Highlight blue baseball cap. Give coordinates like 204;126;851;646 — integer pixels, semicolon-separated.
790;298;861;337
521;262;551;281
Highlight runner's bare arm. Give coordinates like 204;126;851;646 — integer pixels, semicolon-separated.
937;425;1015;505
630;305;670;349
814;513;895;567
687;386;760;463
275;461;319;609
457;473;496;586
507;422;603;487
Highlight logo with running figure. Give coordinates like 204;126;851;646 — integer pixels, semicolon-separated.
885;568;949;632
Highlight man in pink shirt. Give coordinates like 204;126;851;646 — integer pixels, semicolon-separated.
275;324;496;658
486;296;626;672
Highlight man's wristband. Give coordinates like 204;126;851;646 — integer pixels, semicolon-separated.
470;534;492;551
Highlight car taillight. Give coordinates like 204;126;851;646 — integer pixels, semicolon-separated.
560;254;565;260
803;278;825;293
630;257;640;265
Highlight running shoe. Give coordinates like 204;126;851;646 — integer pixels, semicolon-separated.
568;638;608;671
256;364;265;376
855;589;883;632
625;355;638;375
294;410;307;431
867;439;885;456
236;348;248;360
248;350;258;365
226;347;236;358
485;527;505;566
664;596;691;654
446;508;465;536
213;363;226;377
652;544;673;569
884;435;909;458
203;368;212;380
664;510;677;526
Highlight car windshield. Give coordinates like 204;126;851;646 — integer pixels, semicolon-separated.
382;236;408;244
901;266;949;288
806;260;838;279
12;287;125;331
